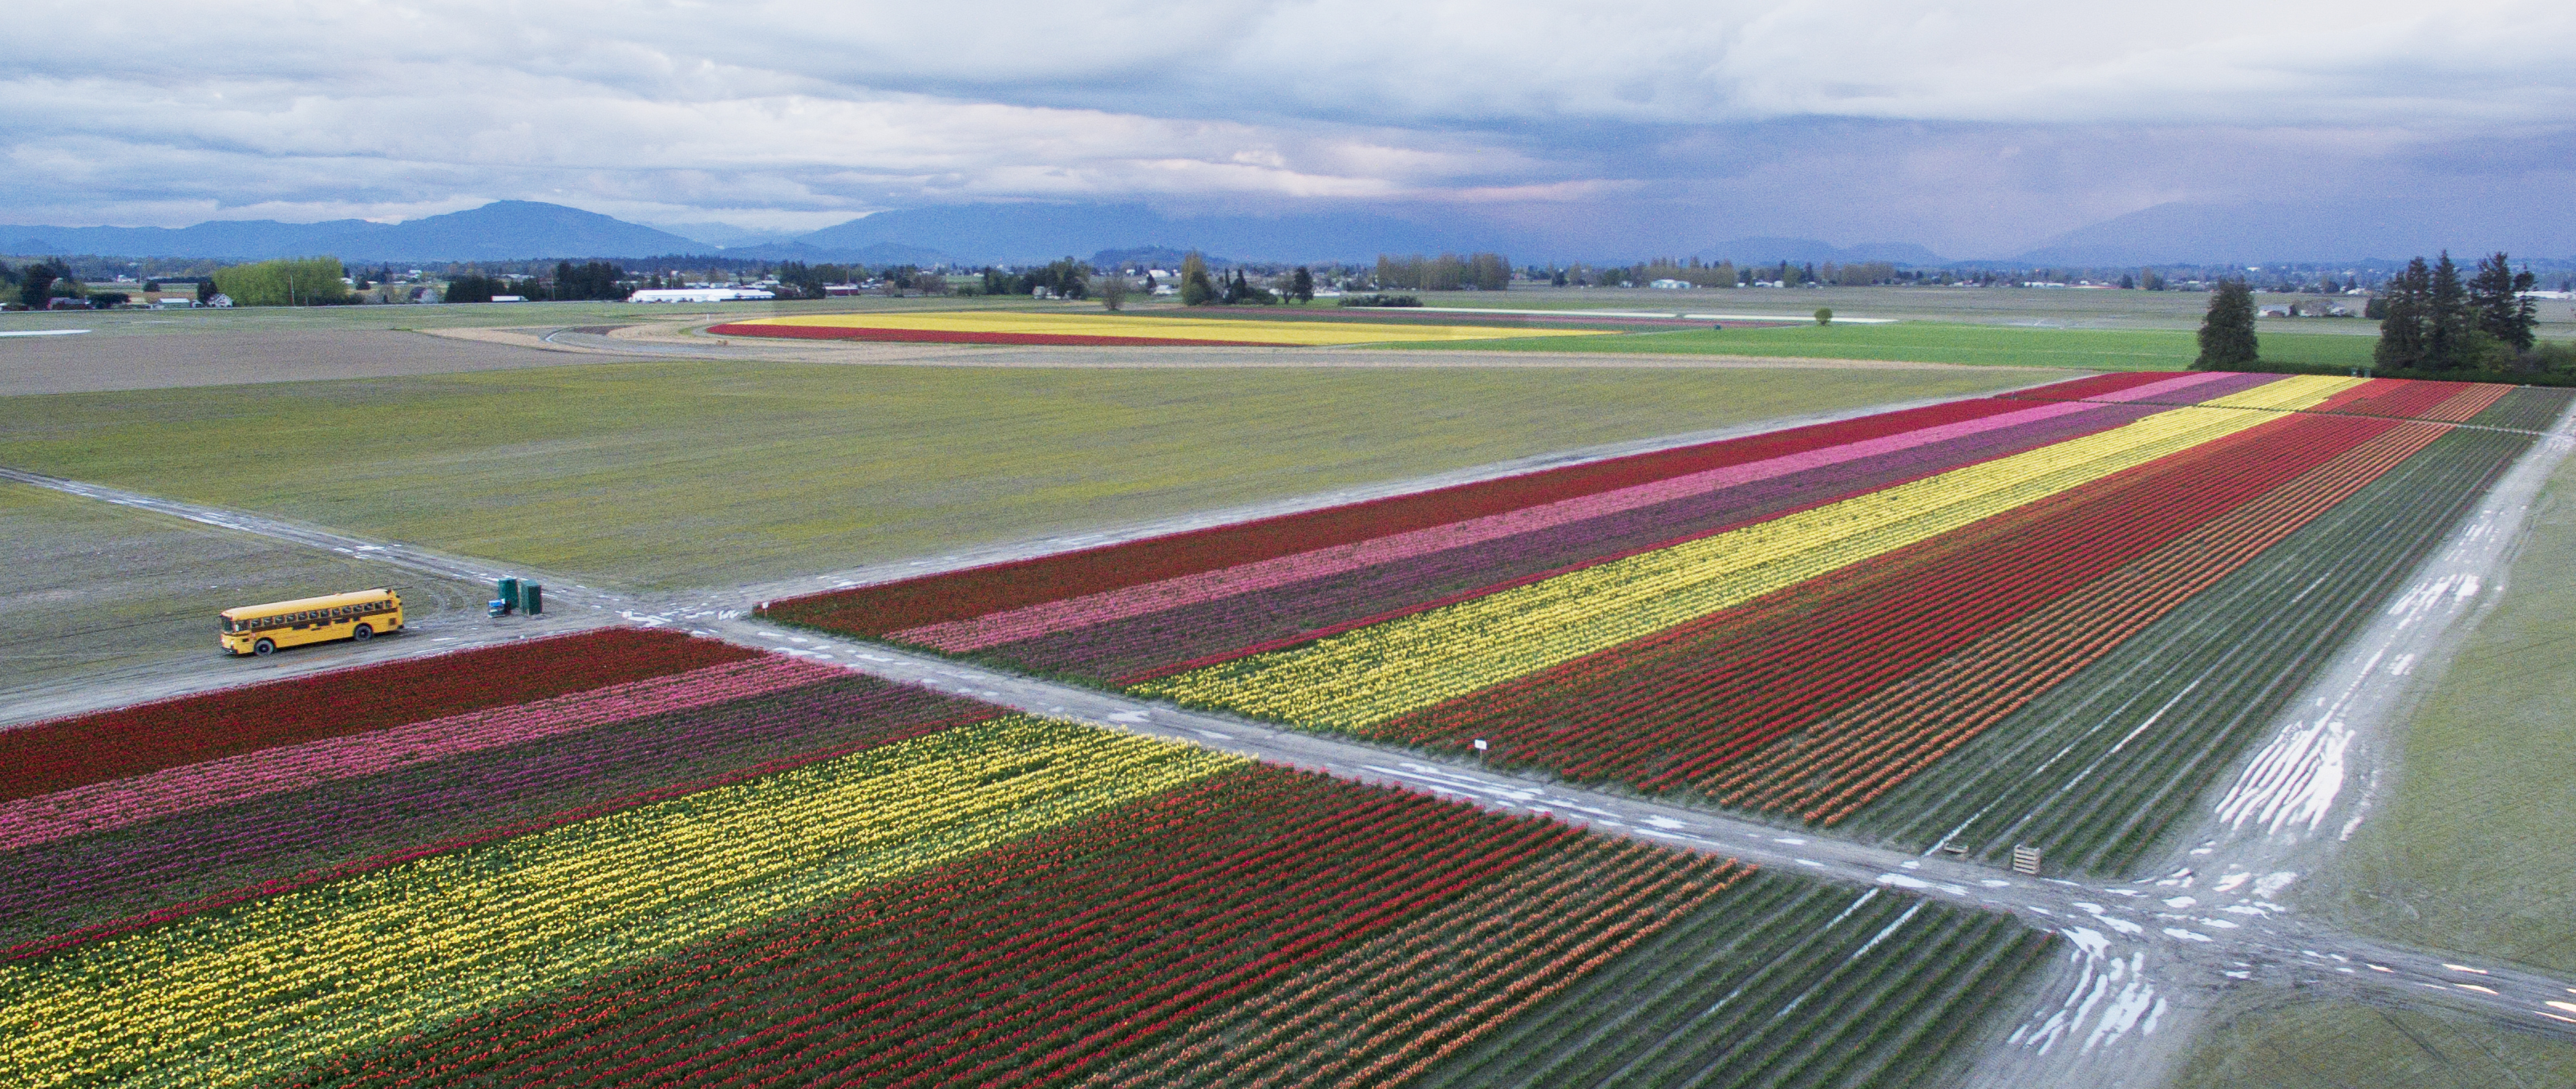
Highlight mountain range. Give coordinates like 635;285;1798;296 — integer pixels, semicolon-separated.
2012;199;2576;267
2;202;718;264
10;198;2564;269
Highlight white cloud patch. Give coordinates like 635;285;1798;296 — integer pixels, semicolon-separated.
3;1;2574;253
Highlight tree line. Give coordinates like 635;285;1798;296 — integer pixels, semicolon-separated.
2194;250;2557;375
1375;253;1510;292
2372;252;2538;370
1541;258;1904;289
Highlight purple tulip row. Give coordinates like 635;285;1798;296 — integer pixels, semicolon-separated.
977;400;2166;682
0;674;995;949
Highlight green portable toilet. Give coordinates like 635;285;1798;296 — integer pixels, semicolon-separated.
520;582;543;615
498;577;520;609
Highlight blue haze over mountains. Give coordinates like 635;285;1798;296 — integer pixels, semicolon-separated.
6;199;2568;269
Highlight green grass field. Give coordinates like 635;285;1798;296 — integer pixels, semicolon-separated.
0;361;2043;590
2310;445;2576;974
1393;322;2384;371
2167;999;2576;1088
0;484;490;695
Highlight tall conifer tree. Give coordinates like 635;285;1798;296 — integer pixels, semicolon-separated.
2195;279;2259;369
2469;252;2538;354
2375;257;2432;370
2425;251;2472;369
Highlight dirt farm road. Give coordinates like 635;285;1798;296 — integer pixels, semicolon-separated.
9;404;2576;1055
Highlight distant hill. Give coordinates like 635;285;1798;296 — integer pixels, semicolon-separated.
2;201;718;262
2;200;1470;265
1091;245;1219;269
3;217;378;261
649;221;807;249
2015;200;2576;266
790;203;1481;265
718;240;956;266
331;201;716;261
1695;237;1948;266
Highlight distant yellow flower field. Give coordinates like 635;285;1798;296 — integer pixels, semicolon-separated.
706;311;1619;347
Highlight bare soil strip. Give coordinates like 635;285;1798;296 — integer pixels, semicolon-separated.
0;329;613;395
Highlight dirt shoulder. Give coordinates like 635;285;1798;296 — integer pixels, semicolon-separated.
0;480;571;727
0;328;634;395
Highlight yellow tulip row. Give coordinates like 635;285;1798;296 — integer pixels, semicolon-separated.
0;716;1239;1089
1138;376;2360;729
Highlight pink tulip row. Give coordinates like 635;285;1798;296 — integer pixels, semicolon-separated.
0;655;842;852
896;380;2230;655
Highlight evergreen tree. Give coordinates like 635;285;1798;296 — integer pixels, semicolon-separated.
19;264;58;308
1179;252;1215;306
2425;251;2472;369
2469;252;2538;354
2373;257;2431;370
2194;279;2259;369
1290;266;1314;303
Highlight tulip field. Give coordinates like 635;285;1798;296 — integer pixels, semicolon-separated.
4;626;2044;1087
772;371;2575;874
706;310;1620;347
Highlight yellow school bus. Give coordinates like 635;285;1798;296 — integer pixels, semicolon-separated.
220;589;403;656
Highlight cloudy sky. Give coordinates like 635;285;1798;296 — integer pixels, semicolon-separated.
8;2;2574;257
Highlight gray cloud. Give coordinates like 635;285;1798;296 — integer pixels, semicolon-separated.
6;2;2574;255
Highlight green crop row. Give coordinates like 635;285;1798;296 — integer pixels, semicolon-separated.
1414;872;2051;1089
1845;388;2574;875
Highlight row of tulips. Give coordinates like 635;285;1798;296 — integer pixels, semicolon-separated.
275;764;1640;1088
0;655;846;852
759;383;2177;637
0;627;756;802
1714;418;2463;823
1137;376;2360;731
1368;407;2410;792
897;390;2195;655
0;673;995;952
971;399;2166;683
2;716;1235;1088
1084;836;1742;1089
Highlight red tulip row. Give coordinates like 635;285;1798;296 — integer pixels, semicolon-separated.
1083;836;1743;1089
2;672;997;957
2312;376;2505;422
1365;409;2404;795
0;628;756;803
1712;417;2458;823
278;764;1612;1089
762;394;2078;636
704;322;1275;346
966;401;2161;685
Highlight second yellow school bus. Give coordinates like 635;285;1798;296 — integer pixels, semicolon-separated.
220;589;403;656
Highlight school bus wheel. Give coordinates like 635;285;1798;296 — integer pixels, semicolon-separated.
352;624;374;642
253;638;275;656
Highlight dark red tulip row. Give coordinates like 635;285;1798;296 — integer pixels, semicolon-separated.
1368;409;2409;796
762;391;2109;637
278;764;1660;1088
0;629;757;803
